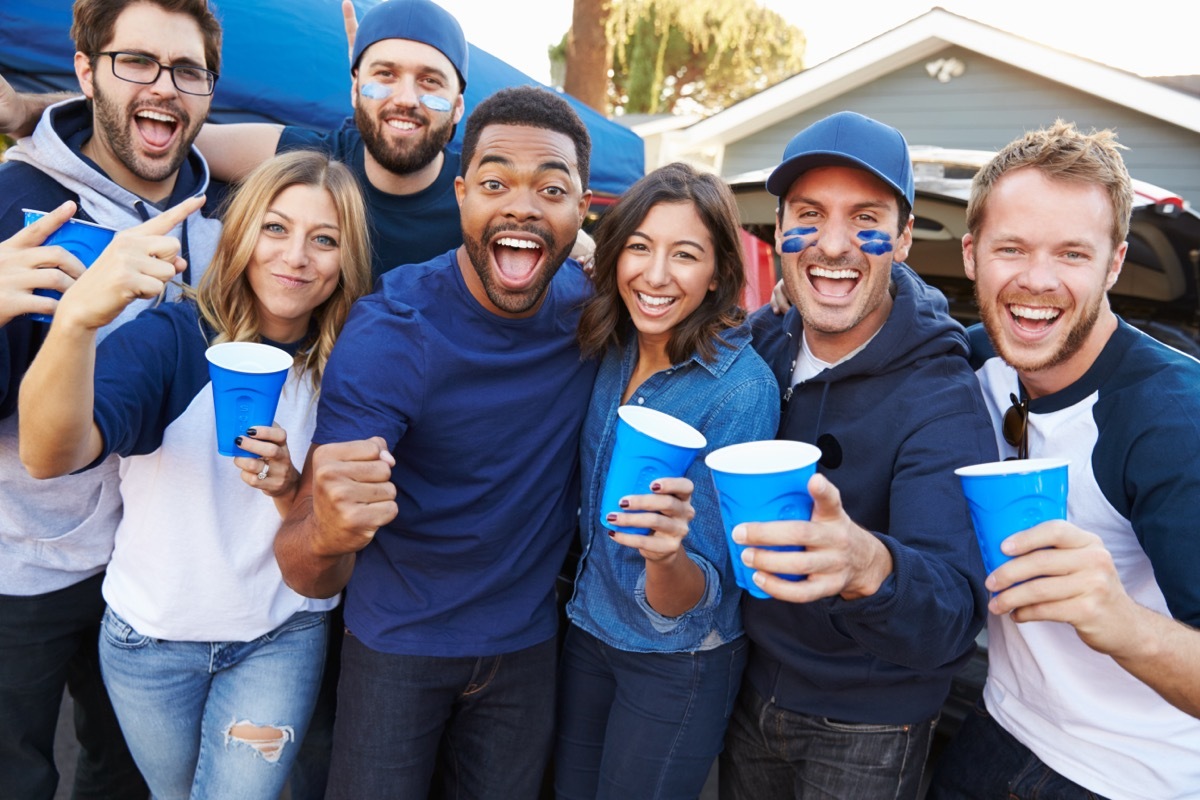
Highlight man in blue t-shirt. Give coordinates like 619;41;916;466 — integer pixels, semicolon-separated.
274;86;602;799
928;123;1200;800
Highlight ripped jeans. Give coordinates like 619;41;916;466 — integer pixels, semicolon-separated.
99;607;326;800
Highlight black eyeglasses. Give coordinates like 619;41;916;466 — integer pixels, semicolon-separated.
95;51;218;96
1002;391;1029;460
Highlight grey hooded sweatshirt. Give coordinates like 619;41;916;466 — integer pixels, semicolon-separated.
0;97;220;595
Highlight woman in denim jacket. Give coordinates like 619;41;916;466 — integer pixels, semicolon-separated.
556;163;780;798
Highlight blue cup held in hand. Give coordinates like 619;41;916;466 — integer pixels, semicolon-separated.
600;406;707;535
706;440;823;599
205;342;294;457
22;210;117;323
955;457;1069;576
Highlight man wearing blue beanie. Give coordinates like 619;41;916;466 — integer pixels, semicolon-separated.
196;0;470;282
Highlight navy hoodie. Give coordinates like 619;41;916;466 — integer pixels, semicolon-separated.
745;263;997;724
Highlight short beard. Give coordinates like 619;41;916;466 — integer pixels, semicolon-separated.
355;103;453;175
462;222;572;314
91;79;197;183
977;284;1103;373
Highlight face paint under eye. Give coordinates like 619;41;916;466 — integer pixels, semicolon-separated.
419;94;453;112
780;226;817;254
857;230;894;256
358;82;392;100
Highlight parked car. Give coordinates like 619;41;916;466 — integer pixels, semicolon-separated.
725;147;1200;746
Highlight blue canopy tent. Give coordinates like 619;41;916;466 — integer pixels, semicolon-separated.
0;0;644;200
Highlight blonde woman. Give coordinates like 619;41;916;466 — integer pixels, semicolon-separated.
18;151;371;799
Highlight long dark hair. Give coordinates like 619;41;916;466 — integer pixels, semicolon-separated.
577;162;746;364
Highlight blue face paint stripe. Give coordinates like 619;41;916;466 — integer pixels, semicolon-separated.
780;225;818;253
419;94;453;112
857;230;894;256
358;82;391;100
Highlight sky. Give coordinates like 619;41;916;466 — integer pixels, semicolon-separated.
436;0;1199;88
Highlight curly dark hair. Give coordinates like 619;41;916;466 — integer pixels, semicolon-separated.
577;162;747;365
460;86;591;191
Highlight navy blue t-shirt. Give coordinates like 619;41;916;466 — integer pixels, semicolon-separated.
276;123;463;283
315;250;598;656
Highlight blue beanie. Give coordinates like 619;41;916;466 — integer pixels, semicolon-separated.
351;0;469;89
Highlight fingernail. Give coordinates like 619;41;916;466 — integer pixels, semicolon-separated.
618;498;629;509
741;549;753;566
234;436;243;446
606;513;618;523
650;481;661;491
752;572;766;586
732;524;746;543
607;530;616;538
246;428;257;437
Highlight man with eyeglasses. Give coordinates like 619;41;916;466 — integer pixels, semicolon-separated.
721;111;997;800
927;122;1200;799
0;1;221;798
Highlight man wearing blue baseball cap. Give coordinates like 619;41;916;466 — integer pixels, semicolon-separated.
722;111;997;799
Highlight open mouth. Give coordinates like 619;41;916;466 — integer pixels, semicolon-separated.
491;235;545;288
634;291;678;315
1007;303;1062;333
807;265;861;298
133;109;180;151
385;117;421;133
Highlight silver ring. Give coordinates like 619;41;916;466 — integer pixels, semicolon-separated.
257;461;269;481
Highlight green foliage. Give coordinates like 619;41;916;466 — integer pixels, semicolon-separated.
605;0;805;115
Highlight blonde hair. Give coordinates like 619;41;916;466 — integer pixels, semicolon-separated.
193;151;372;391
967;120;1134;248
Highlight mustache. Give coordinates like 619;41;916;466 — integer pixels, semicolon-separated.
133;100;191;127
802;252;865;269
482;222;556;252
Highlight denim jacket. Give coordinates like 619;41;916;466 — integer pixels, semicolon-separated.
567;323;779;653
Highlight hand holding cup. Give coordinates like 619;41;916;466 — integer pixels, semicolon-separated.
0;201;86;325
606;476;696;562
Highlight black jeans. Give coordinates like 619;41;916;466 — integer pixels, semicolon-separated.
720;682;935;800
0;572;146;800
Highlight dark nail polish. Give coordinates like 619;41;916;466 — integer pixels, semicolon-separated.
246;428;258;437
607;530;616;537
618;498;629;508
234;436;243;446
650;482;661;491
606;513;618;522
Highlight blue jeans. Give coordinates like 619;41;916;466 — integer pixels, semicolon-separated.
720;682;935;800
326;631;557;800
554;625;746;799
0;573;146;800
927;698;1109;799
99;607;327;800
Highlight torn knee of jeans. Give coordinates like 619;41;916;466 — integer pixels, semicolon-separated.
224;719;295;764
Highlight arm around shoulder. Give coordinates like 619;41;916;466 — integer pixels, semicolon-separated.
195;122;284;183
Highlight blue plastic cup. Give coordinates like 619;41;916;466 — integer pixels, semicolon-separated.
955;458;1069;576
600;406;707;535
23;209;117;323
204;342;294;457
706;440;823;599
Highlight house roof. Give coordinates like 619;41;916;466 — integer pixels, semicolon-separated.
672;7;1200;151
